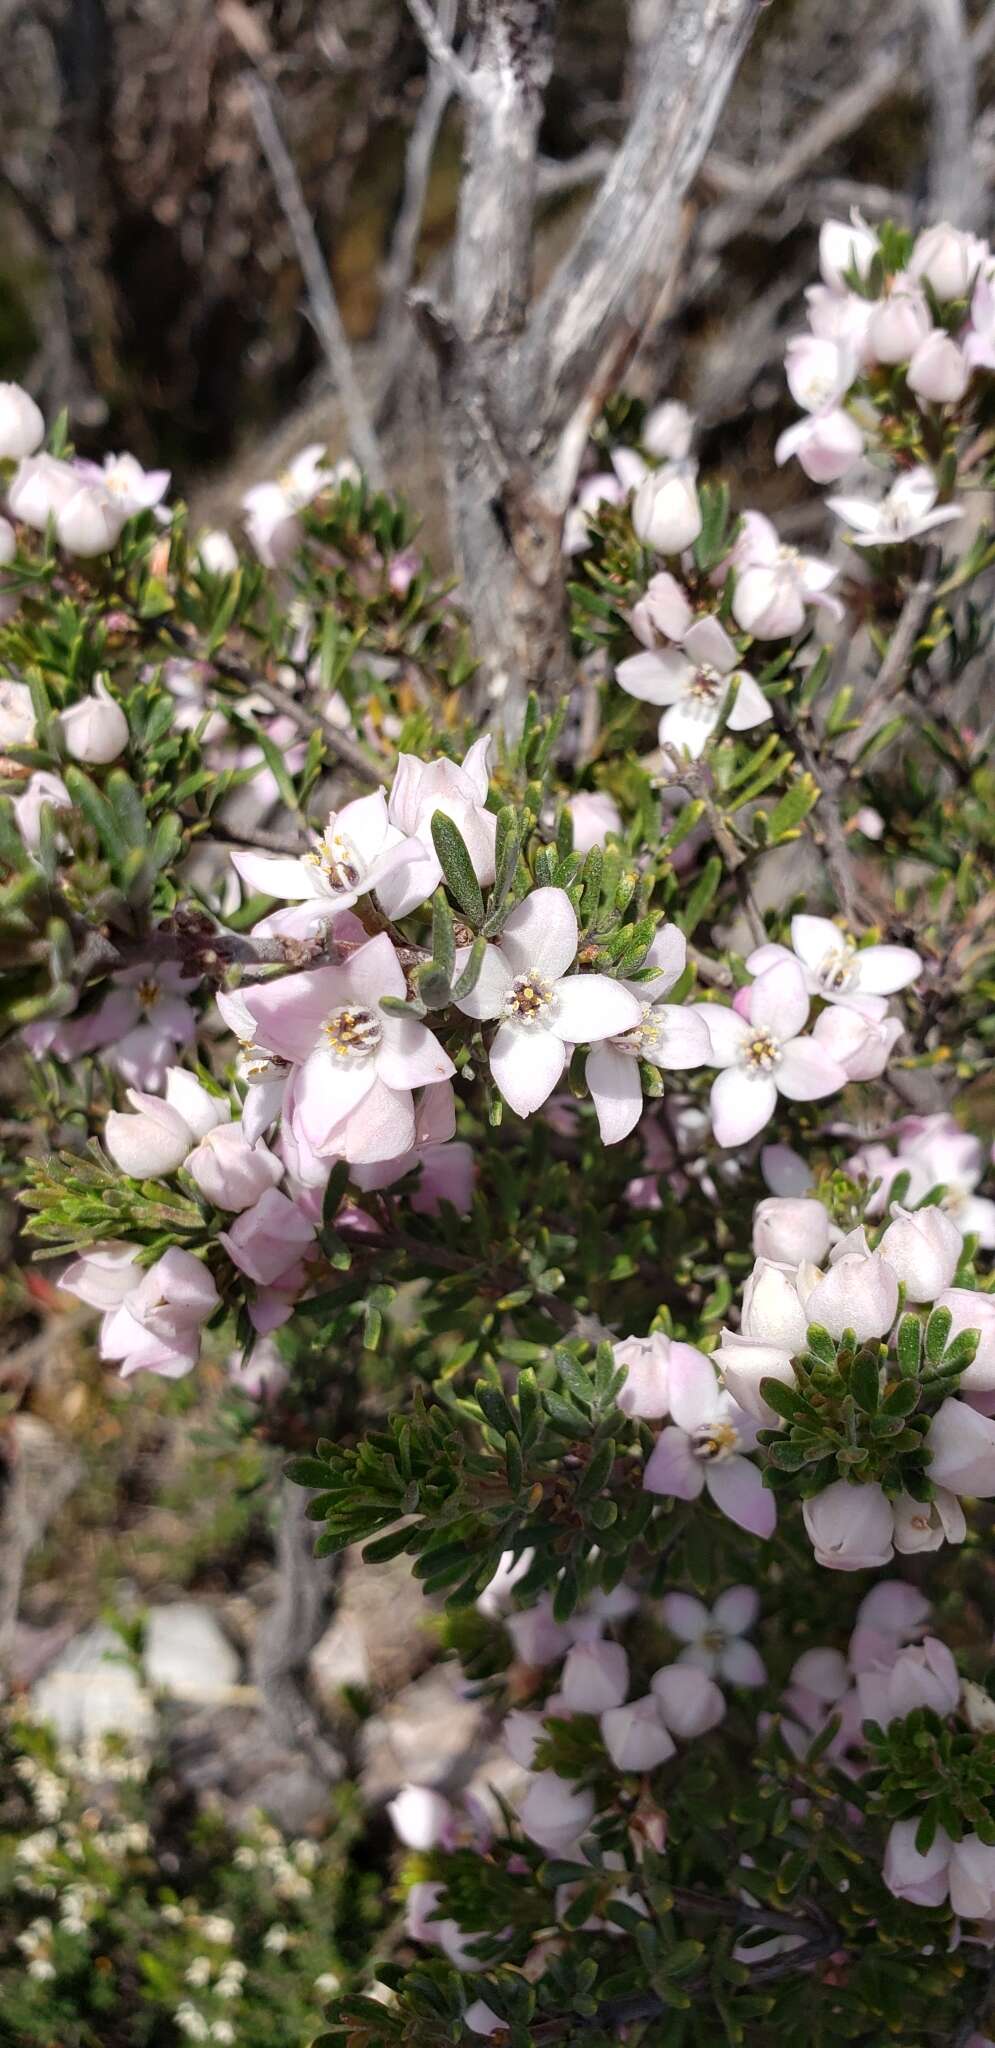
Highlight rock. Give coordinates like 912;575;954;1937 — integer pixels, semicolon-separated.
30;1624;156;1745
167;1701;331;1831
360;1665;484;1805
0;1415;81;1684
143;1602;241;1700
309;1610;371;1704
309;1549;428;1710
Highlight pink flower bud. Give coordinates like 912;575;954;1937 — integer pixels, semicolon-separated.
789;1647;849;1702
9;452;79;530
713;1332;797;1423
867;286;932;363
642;401;694;461
910;222;986;301
888;1637;961;1720
59;680;129;765
651;1664;725;1738
631;467;702;555
812;1004;903;1082
186;1122;283;1211
630;570;694;646
752;1197;830;1268
0;381;44;459
56;483;130;558
218;1187;316;1285
741;1259;809;1351
818;217;879;291
774;409;864;483
803;1480;894;1571
518;1772;595;1853
803;1252;898;1342
164;1068;230;1140
879;1205;962;1301
949;1835;995;1920
561;1639;629;1714
934;1288;995;1390
907;331;970;405
105;1089;194;1177
892;1486;966;1552
0;678;36;747
613;1332;673;1419
883;1817;952;1906
927;1396;995;1498
600;1696;676;1771
465;2003;504;2038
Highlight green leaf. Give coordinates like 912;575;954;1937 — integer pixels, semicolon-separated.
896;1313;922;1377
451;935;488;1002
430;887;455;983
924;1306;953;1366
850;1351;880;1414
431;810;485;923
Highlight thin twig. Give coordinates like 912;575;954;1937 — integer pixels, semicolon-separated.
243;69;387;488
405;0;478;99
922;0;980;227
381;0;459;337
658;744;766;948
863;550;941;720
159;618;384;787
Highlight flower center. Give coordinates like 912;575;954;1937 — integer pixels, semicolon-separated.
817;938;857;992
136;978;159;1009
742;1028;781;1073
236;1044;289;1085
503;972;554;1028
777;544;801;568
701;1626;727;1653
614;1002;663;1061
322;1005;383;1062
691;1420;740;1462
304;829;362;893
688;664;723;706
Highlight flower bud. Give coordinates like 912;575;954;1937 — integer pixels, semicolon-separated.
651;1664;725;1738
600;1697;676;1772
887;1636;961;1721
642;400;694;461
867;286;932;363
962;1680;995;1734
713;1332;796;1424
8;452;79;529
878;1204;962;1301
812;1003;903;1082
818;217;879;292
927;1396;995;1497
186;1123;283;1212
802;1479;894;1571
802;1251;898;1342
949;1835;995;1920
58;1241;140;1310
934;1287;995;1390
631;467;702;555
774;409;864;483
105;1089;194;1177
56;482;129;558
164;1068;230;1139
387;1785;452;1851
892;1486;966;1552
907;330;970;404
197;529;239;575
12;770;71;849
0;381;44;459
0;678;36;747
789;1647;849;1702
613;1331;673;1419
58;679;129;764
218;1187;316;1285
883;1817;952;1906
630;570;693;645
910;222;985;301
740;1259;809;1351
518;1772;595;1853
561;1639;629;1714
752;1197;830;1268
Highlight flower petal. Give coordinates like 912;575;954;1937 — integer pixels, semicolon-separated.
853;943;922;994
453;941;513;1021
500;888;578;983
378;1016;455;1090
551;973;642;1044
660;1592;709;1642
683;615;737;673
231;849;317;901
489;1022;566;1117
585;1044;644;1144
725;672;772;733
645;1004;712;1069
659;697;718;759
706;1456;776;1537
712;1585;760;1635
776;1038;848;1101
750;959;810;1039
643;1426;705;1500
339;1078;417;1164
710;1066;778;1146
692;1002;750;1067
293;1047;376;1149
238;965;353;1062
719;1639;768;1686
616;649;692;706
667;1344;722;1433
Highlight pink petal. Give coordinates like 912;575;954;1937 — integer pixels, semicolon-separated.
585;1044;644;1144
551;973;641;1044
750;959;810;1039
231;850;317;900
719;1638;767;1686
237;966;352;1062
667;1344;722;1433
345;931;406;1007
647;1005;711;1069
776;1038;848;1101
725;672;772;733
500;888;578;983
659;696;718;759
712;1585;760;1635
639;924;687;992
489;1022;566;1116
338;1078;416;1164
616;649;692;706
692;1003;750;1067
660;1591;709;1642
643;1426;705;1500
378;1015;455;1090
710;1066;778;1146
706;1456;776;1538
293;1048;376;1149
453;941;513;1021
853;944;922;994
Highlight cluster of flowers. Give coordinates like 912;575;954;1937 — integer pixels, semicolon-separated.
707;1175;995;1565
777;214;990;539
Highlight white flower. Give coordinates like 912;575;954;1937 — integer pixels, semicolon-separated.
909;222;988;302
9;452;80;529
651;1663;726;1737
56;481;131;557
242;444;341;564
784;335;856;414
643;1344;775;1538
561;1639;630;1713
660;1586;766;1685
59;679;130;765
0;381;45;458
231;791;418;938
453;887;641;1118
878;1203;963;1302
198;529;240;575
907;331;970;405
642;401;695;461
827;466;962;547
818;216;880;292
728;514;841;639
585;924;710;1143
601;1696;676;1771
803;1479;895;1571
747;914;921;1008
867;283;933;364
375;737;498;918
695;959;848;1148
775;408;864;484
616;614;771;761
95;452;170;512
631;465;702;554
518;1772;595;1855
0;678;36;747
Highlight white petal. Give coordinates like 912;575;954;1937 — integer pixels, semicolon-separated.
453;942;513;1021
659;696;718;759
294;1049;375;1149
710;1066;778;1146
776;1038;848;1101
725;672;772;733
693;1002;751;1067
683;615;736;673
585;1045;644;1144
751;958;810;1040
500;889;578;983
790;914;841;971
489;1023;566;1116
231;849;317;901
378;1016;455;1090
616;649;693;706
853;944;922;994
551;974;642;1044
645;1004;712;1069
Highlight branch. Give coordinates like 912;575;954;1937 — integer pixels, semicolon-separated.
381;0;459;337
159;618;384;786
251;1474;344;1782
243;69;387;489
405;0;478;99
922;0;980;227
452;1;556;353
524;0;761;472
861;548;941;722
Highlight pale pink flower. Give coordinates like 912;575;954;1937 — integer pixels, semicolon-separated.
219;1186;316;1285
775;408;864;483
856;1636;960;1726
892;1487;967;1553
660;1585;765;1685
727;513;841;639
784;334;856;413
58;679;129;765
9;452;80;530
828;466;962;546
965;272;995;371
867;282;932;364
883;1818;952;1907
186;1122;283;1211
585;924;710;1144
232;932;453;1165
105;1088;198;1178
878;1204;963;1301
805;283;876;357
909;222;987;302
0;678;36;746
59;1242;141;1311
631;465;702;554
753;1196;830;1267
600;1697;676;1771
566;790;622;852
803;1245;898;1342
849;1581;929;1672
56;481;130;557
561;1640;630;1713
377;738;497;919
651;1663;726;1736
0;380;44;459
695;959;848;1147
926;1397;995;1498
454;887;640;1119
242;444;342;565
898;1118;995;1247
231;791;419;937
631;570;694;646
85;451;170;514
818;216;879;292
643;1345;775;1538
812;1003;903;1081
388;1785;453;1851
612;1331;679;1420
747;914;921;1007
99;1247;219;1379
949;1837;995;1921
617;615;771;760
642;400;695;461
803;1480;894;1571
12;770;71;849
518;1773;595;1855
907;330;970;404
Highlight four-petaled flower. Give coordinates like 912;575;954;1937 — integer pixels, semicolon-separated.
827;466;962;547
694;959;849;1147
616;616;772;760
643;1344;776;1538
585;925;711;1143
